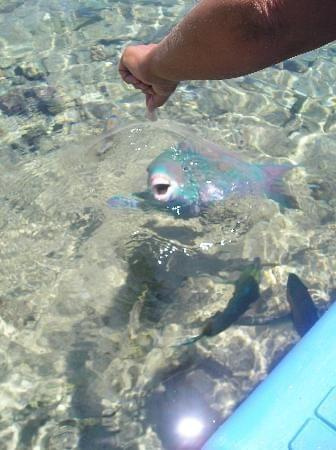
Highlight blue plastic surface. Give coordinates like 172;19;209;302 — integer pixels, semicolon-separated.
316;386;336;429
203;302;336;450
289;418;336;450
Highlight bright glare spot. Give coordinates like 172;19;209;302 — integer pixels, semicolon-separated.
200;242;213;251
176;417;204;439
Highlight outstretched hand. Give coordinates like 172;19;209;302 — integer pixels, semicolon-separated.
119;44;178;111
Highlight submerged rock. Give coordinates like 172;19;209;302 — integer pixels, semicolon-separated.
85;102;113;120
22;125;47;150
0;92;26;115
25;86;66;116
15;62;46;81
90;45;107;62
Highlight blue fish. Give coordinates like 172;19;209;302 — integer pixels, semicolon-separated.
286;273;318;336
234;273;320;337
108;141;295;217
179;258;261;345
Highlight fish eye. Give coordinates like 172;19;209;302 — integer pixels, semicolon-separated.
183;166;189;172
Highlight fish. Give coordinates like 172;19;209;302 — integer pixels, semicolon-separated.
286;273;318;336
73;6;105;31
179;268;319;345
108;140;295;217
234;273;319;337
179;258;261;345
74;15;103;31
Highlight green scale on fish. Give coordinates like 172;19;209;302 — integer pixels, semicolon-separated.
108;140;296;217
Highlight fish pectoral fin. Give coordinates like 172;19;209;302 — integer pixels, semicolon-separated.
133;190;170;212
174;334;203;347
107;195;141;209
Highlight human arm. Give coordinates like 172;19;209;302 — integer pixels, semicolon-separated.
119;0;336;109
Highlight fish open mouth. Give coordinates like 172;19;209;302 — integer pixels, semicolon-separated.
156;183;170;195
150;175;174;201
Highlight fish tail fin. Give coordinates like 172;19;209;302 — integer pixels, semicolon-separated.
262;163;298;209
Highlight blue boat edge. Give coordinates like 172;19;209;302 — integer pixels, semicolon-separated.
203;302;336;450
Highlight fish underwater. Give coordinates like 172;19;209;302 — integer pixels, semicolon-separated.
236;273;320;337
107;140;295;217
178;269;321;346
178;257;261;346
286;273;319;336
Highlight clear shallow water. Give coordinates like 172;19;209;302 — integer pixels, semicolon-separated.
0;1;336;449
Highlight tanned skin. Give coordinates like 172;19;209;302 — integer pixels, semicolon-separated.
119;0;336;111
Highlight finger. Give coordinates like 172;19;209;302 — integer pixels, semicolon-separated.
146;93;169;111
146;94;154;112
118;62;131;81
120;69;153;92
142;85;155;95
133;80;150;91
123;73;139;85
119;61;140;86
122;75;151;93
151;94;170;109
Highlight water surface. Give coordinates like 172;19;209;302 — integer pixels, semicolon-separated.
0;1;335;449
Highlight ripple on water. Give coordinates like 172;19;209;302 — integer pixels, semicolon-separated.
0;1;335;448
